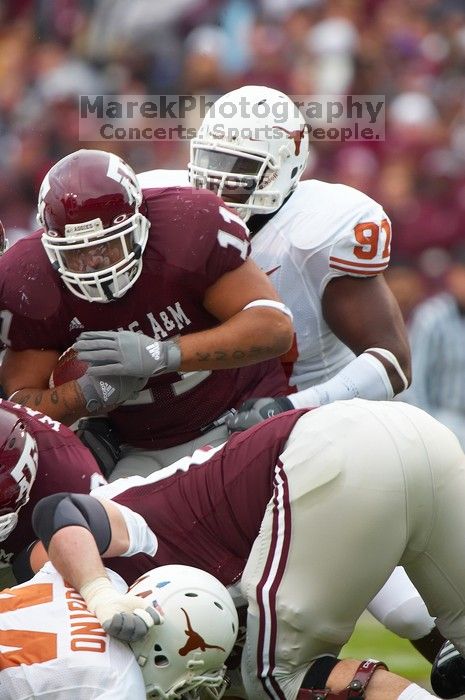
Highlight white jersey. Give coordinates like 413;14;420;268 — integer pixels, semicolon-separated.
136;171;391;390
137;169;190;189
250;179;391;389
0;564;146;700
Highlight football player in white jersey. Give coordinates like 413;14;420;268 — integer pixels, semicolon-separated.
136;86;439;665
0;563;237;699
139;86;410;410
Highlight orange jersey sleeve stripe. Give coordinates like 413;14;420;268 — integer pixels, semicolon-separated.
329;262;387;275
330;256;389;269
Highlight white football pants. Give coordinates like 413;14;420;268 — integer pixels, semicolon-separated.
241;399;465;700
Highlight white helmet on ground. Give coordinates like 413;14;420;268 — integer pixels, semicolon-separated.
189;85;309;221
129;565;239;699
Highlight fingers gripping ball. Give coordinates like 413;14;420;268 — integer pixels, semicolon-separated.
49;347;146;412
49;347;89;388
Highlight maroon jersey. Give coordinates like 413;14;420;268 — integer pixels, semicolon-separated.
98;409;308;586
0;187;287;448
0;399;104;575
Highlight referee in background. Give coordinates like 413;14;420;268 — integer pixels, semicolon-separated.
401;245;465;448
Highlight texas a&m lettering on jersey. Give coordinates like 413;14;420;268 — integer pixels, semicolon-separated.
116;301;191;339
0;399;62;433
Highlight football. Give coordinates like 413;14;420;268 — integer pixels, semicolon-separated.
49;347;88;388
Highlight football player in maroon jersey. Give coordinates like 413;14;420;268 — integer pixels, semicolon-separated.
0;149;293;477
0;397;105;589
34;398;465;700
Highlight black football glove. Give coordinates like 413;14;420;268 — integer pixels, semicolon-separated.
226;396;294;433
431;640;465;698
76;417;121;480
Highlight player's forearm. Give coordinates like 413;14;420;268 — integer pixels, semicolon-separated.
9;382;88;425
37;497;147;589
289;349;410;409
34;497;127;591
49;526;109;590
178;308;293;371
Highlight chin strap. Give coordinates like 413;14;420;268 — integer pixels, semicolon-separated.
298;659;389;700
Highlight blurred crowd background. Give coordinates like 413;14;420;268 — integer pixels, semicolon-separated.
2;0;465;318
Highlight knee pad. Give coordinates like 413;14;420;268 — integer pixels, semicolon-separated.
32;492;111;554
382;597;435;640
302;657;341;690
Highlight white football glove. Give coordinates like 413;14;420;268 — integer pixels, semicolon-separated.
80;576;163;642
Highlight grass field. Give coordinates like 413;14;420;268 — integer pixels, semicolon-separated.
341;612;431;686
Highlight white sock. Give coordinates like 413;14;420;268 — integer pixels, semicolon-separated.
398;683;435;700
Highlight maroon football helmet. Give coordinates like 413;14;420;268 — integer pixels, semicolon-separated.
0;408;38;541
38;149;150;303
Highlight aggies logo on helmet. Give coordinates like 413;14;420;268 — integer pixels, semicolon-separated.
10;432;38;504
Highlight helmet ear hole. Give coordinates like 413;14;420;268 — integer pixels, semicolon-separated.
154;654;169;667
291;167;299;179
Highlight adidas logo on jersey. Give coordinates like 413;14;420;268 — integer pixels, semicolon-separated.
146;341;161;360
99;381;115;402
69;316;84;331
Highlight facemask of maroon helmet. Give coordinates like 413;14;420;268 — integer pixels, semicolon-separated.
38;150;150;303
0;413;38;541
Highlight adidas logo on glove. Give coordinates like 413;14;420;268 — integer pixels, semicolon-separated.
99;381;115;402
146;341;161;360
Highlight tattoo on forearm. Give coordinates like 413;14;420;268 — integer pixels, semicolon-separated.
196;345;274;363
10;391;32;406
10;386;84;425
248;346;267;358
64;382;84;411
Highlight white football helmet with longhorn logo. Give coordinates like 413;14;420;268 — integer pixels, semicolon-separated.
189;85;310;221
129;565;238;699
